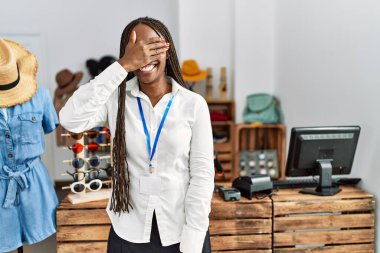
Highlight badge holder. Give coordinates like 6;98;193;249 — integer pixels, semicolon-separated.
61;129;112;204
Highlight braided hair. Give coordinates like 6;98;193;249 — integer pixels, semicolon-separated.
110;17;185;214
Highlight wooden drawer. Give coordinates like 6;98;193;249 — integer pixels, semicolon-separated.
57;198;109;253
211;234;272;251
210;193;272;252
57;242;107;253
272;186;375;252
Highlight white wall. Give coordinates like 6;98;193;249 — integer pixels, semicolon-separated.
275;0;380;250
178;0;234;100
178;0;276;122
0;0;179;181
234;0;275;122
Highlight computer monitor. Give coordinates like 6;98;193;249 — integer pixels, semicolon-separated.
286;126;360;196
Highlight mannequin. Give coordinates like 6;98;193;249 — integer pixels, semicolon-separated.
0;39;59;252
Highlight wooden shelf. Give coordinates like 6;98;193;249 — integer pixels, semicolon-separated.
207;100;235;181
211;121;234;126
206;99;234;105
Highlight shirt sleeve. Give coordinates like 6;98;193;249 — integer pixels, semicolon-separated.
180;96;215;253
59;62;128;133
42;88;59;134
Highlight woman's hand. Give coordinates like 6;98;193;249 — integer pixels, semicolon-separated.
118;30;169;72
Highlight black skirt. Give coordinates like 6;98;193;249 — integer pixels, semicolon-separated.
107;212;211;253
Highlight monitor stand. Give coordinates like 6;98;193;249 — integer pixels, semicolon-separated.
300;159;341;196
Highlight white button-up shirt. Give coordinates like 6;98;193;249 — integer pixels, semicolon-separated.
59;62;214;253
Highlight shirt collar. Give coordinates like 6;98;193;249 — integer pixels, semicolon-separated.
126;76;184;98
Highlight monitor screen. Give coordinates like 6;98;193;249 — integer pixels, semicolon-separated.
286;126;360;177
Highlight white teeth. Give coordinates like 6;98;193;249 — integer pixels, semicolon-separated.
140;64;156;72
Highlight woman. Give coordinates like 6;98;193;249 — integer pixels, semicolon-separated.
59;17;214;253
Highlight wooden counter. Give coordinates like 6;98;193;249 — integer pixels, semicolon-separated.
56;186;375;253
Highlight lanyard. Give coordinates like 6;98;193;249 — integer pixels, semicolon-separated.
137;95;174;173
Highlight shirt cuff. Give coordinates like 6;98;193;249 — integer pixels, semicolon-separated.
96;61;128;94
180;225;206;253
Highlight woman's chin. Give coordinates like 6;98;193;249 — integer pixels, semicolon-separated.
136;70;162;84
137;75;156;85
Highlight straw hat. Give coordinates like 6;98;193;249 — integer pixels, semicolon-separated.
54;69;83;98
181;59;207;82
0;39;38;108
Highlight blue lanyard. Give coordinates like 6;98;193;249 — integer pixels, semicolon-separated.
137;95;174;173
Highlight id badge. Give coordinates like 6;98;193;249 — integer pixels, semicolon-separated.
139;175;162;195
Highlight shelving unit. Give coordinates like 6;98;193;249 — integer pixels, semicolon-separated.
207;100;235;181
234;123;286;180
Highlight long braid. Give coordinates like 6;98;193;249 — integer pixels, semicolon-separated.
110;17;186;214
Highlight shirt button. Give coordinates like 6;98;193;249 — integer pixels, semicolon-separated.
8;153;13;158
5;133;10;139
32;116;36;121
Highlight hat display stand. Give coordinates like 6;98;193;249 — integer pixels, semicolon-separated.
61;130;112;204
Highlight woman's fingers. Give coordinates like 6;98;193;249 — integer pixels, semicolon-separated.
147;41;168;51
148;54;161;62
128;30;137;45
146;37;163;44
150;47;169;56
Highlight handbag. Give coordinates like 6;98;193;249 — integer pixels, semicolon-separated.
243;93;284;124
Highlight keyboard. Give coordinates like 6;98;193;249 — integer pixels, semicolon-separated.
272;177;361;189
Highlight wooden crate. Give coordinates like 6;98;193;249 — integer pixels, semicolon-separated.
272;186;375;253
207;100;235;180
234;124;286;180
210;192;272;252
56;198;110;253
57;191;272;253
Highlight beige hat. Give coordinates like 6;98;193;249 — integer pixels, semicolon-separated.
0;39;38;107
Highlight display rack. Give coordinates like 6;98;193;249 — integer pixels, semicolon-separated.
207;100;235;181
61;129;112;204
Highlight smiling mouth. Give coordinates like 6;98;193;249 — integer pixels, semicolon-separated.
139;62;158;73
